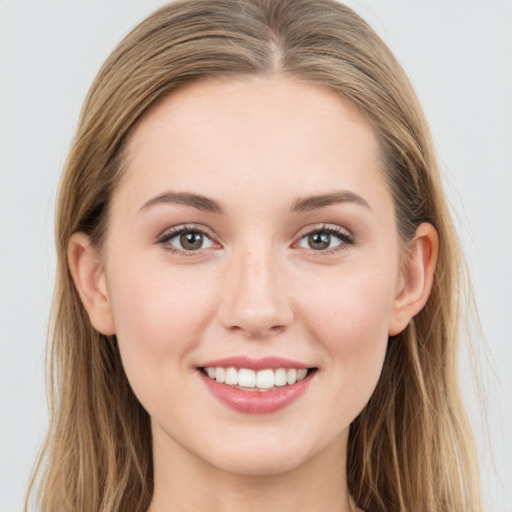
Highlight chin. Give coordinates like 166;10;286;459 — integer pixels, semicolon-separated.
197;428;339;478
207;448;309;477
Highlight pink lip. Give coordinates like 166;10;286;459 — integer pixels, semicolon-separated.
198;369;315;415
198;356;311;371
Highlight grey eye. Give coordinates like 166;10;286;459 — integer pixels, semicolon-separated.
166;230;215;251
297;228;352;252
307;232;331;250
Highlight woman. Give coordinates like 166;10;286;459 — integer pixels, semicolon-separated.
27;0;481;510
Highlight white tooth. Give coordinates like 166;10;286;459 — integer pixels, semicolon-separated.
297;369;307;381
215;367;225;383
225;367;238;385
274;368;287;386
206;367;216;379
256;369;275;389
286;368;298;385
238;368;256;388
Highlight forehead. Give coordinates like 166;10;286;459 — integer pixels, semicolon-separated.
116;76;389;216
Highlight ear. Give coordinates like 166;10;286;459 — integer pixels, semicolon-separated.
388;223;439;336
67;232;116;335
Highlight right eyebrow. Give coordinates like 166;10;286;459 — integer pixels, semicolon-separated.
139;191;224;214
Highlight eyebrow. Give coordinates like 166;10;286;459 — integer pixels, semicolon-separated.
140;191;224;214
139;189;370;215
291;190;370;212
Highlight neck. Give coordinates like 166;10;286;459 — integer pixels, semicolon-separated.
149;425;353;512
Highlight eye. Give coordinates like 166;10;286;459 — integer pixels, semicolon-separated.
296;226;353;252
157;226;217;253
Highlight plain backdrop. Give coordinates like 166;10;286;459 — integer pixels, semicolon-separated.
1;1;511;511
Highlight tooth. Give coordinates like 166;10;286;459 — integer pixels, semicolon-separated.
238;368;256;388
212;366;307;388
256;369;275;389
215;367;225;383
225;367;238;385
274;368;287;386
286;368;298;385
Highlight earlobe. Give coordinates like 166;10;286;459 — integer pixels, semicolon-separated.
67;233;116;335
388;223;439;336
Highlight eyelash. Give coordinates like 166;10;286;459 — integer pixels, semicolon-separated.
156;224;218;256
295;225;354;255
156;224;354;256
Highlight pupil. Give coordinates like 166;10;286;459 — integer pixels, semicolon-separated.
180;232;203;250
309;232;330;250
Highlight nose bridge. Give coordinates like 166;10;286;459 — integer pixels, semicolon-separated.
219;239;293;337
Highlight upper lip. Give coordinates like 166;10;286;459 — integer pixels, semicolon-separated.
198;356;313;371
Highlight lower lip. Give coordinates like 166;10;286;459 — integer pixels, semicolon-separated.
199;371;313;414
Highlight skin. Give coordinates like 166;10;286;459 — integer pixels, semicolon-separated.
69;76;438;512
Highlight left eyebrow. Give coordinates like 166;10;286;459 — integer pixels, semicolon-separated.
291;190;371;212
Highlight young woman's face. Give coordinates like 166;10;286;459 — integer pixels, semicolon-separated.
99;77;406;476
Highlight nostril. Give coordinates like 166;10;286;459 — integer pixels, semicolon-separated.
268;324;286;333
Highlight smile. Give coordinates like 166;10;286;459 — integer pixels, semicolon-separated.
198;357;316;414
202;367;309;391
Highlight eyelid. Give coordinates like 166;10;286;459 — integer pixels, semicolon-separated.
292;223;354;254
154;222;354;256
155;223;222;255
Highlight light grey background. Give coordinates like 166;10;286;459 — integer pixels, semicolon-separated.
1;1;511;511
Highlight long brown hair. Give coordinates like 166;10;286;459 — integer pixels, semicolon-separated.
27;1;480;510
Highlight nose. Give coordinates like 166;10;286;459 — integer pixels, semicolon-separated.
218;246;294;338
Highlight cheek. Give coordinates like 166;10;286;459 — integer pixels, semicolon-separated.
300;266;395;403
106;258;218;375
303;266;394;341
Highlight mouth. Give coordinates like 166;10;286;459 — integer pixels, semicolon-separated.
200;366;314;392
197;357;317;414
